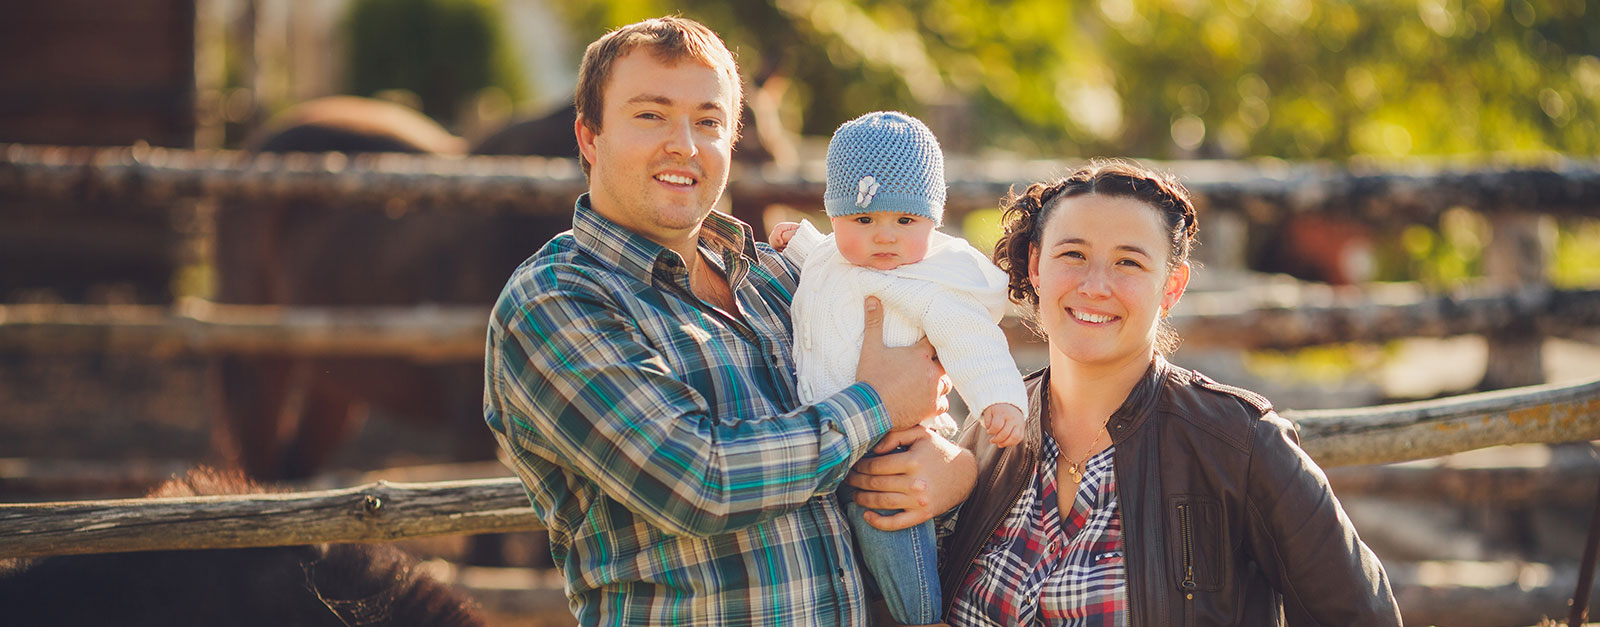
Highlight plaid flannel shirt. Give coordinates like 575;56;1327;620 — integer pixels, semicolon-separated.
484;195;893;625
951;438;1127;626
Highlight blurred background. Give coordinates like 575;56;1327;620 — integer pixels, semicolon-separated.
1;1;1598;625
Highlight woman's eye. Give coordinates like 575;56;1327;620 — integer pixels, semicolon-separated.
699;118;723;128
1118;259;1145;269
1061;251;1085;260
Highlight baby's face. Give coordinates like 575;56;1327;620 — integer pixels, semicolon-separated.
829;212;937;270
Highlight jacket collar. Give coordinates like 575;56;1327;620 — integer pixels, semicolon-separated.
1022;356;1171;452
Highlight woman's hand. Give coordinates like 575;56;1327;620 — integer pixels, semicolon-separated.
846;425;976;531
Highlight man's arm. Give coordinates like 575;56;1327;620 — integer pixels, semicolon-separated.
487;279;892;538
843;426;977;531
486;278;946;538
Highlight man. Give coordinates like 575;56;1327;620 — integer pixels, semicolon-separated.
483;16;972;625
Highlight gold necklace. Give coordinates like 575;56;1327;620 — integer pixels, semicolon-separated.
1061;416;1112;485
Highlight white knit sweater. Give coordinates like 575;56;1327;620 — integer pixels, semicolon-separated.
783;221;1028;425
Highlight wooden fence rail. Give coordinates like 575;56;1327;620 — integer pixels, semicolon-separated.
5;143;1600;223
2;285;1597;358
2;376;1596;559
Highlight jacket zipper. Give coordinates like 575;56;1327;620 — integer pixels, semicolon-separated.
1177;503;1196;624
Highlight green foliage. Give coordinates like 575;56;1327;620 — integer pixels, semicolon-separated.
1381;207;1491;288
1552;218;1600;287
554;0;1599;160
343;0;524;127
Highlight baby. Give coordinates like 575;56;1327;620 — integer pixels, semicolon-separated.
769;111;1026;625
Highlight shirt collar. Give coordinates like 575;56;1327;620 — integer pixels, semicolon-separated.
569;193;760;286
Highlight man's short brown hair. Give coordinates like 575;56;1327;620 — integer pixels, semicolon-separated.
574;16;743;176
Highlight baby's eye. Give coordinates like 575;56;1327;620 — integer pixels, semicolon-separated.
854;216;873;224
896;216;916;225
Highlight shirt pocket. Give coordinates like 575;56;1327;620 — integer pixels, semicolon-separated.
1168;495;1224;593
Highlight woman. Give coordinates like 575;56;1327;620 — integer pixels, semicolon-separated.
935;160;1401;626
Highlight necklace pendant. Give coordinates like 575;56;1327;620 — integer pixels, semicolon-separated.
1065;463;1083;485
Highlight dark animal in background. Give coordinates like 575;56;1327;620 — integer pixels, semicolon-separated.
468;103;578;157
246;95;468;155
0;468;486;627
1252;213;1377;285
213;95;567;564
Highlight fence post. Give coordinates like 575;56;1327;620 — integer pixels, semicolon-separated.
1480;212;1550;390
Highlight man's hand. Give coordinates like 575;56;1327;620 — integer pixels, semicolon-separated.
767;222;801;251
855;296;948;431
846;427;976;531
980;403;1025;448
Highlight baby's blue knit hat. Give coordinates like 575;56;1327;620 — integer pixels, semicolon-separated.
824;111;946;224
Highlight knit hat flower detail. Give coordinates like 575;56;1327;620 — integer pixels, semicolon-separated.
824;111;946;224
856;175;880;208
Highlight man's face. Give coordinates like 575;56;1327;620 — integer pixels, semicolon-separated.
576;50;736;249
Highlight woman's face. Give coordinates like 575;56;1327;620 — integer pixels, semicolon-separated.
1028;193;1190;370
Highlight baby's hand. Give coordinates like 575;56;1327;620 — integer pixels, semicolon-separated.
980;403;1024;448
768;222;801;251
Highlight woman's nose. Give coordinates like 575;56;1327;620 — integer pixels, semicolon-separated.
1079;265;1112;297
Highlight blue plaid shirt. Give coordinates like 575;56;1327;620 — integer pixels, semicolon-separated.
484;195;893;625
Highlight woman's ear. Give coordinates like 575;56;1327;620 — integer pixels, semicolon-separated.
1027;245;1041;289
1163;261;1191;312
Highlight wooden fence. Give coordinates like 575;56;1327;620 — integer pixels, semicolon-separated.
2;143;1598;625
2;375;1596;559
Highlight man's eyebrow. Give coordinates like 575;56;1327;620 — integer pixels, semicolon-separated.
625;93;728;115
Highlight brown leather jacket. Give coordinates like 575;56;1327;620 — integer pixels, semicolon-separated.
938;359;1401;626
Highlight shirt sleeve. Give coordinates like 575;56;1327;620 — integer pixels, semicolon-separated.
484;271;893;538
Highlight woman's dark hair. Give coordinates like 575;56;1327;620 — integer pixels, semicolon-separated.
991;158;1199;354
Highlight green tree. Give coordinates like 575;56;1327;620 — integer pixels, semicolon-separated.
553;0;1599;160
344;0;525;127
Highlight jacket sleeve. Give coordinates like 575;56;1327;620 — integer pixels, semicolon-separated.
484;268;892;538
1243;412;1403;626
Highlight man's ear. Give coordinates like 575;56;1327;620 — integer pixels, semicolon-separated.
575;115;597;169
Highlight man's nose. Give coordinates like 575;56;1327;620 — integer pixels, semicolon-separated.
663;119;697;157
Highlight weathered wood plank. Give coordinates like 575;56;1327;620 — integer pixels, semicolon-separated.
0;478;539;559
1287;377;1600;467
0;299;488;360
2;378;1595;559
4;143;1599;223
1325;462;1600;507
1174;284;1600;350
2;286;1596;357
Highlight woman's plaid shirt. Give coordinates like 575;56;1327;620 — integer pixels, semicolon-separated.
484;196;893;625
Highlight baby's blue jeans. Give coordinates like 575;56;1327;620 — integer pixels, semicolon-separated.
844;476;941;624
